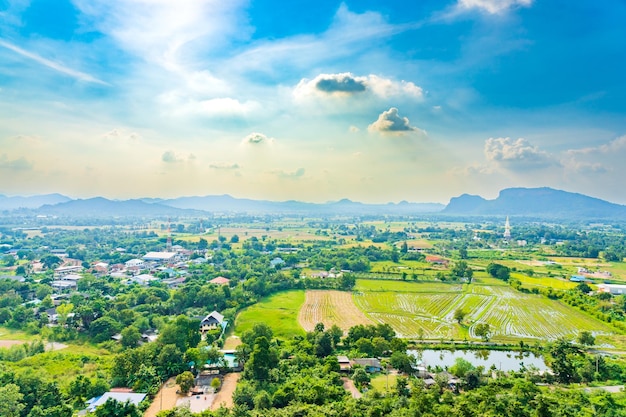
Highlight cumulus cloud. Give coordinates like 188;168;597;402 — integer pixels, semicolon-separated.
243;132;274;145
484;137;555;170
457;0;533;14
294;73;423;100
368;108;423;134
0;154;34;171
209;162;240;170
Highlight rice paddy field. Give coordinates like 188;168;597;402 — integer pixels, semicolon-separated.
234;277;623;348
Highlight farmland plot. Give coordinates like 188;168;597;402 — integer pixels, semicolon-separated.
351;279;615;341
298;290;372;333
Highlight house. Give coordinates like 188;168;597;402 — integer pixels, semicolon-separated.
597;284;626;295
570;275;590;283
125;259;145;268
128;274;157;286
200;311;225;333
337;355;352;372
270;257;285;268
85;392;146;413
352;358;382;373
209;276;230;285
54;265;83;277
163;276;186;289
425;256;448;265
51;280;77;291
143;251;177;262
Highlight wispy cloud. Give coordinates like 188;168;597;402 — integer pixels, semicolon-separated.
0;39;109;85
457;0;533;15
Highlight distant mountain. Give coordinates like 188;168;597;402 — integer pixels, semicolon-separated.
38;197;200;217
160;195;444;214
0;193;71;210
444;187;626;219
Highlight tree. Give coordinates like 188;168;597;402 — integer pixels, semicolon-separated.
486;263;510;281
245;336;278;381
454;308;466;324
577;331;595;347
390;351;414;374
0;383;25;417
90;316;121;343
211;377;221;392
40;255;61;270
548;338;583;384
450;358;475;378
56;303;73;327
451;260;473;281
474;323;491;342
121;326;142;348
352;367;370;388
176;371;195;395
94;398;141;417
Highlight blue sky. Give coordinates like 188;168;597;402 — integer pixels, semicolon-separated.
1;0;626;204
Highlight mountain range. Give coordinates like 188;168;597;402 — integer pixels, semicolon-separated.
2;187;626;219
443;187;626;219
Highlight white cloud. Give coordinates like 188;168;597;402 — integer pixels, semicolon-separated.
0;39;109;85
242;132;274;145
294;73;423;100
160;94;260;118
562;135;626;174
484;137;556;170
457;0;533;15
368;108;425;135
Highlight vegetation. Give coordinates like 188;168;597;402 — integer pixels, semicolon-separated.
3;215;626;415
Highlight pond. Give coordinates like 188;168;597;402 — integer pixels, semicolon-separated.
407;349;548;372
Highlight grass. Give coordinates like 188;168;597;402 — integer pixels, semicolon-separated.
0;326;40;342
234;290;306;339
370;373;398;393
3;343;114;390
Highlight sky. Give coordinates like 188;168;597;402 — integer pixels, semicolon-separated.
1;0;626;204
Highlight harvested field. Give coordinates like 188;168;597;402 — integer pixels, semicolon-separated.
298;290;372;333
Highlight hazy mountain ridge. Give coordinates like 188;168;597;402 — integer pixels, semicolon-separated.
1;194;444;217
3;188;624;219
0;193;71;210
444;187;626;219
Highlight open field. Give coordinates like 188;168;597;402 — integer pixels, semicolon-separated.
232;278;622;345
234;290;305;339
353;278;616;343
298;290;372;333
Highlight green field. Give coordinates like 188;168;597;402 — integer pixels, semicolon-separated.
353;278;616;343
234;290;306;339
232;278;622;346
